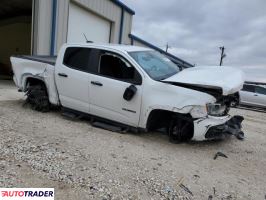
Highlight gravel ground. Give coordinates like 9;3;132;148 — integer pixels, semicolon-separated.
0;80;266;200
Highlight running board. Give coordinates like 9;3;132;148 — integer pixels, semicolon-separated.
92;121;124;133
62;111;83;120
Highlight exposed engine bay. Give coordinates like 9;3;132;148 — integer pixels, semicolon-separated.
164;81;240;116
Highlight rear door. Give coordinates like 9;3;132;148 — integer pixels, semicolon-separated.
55;47;97;113
89;50;143;127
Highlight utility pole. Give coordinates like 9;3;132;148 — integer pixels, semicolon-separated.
219;46;226;66
166;43;170;53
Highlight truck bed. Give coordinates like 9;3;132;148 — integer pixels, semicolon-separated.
11;55;59;105
12;55;57;66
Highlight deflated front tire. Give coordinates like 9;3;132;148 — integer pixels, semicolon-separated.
168;115;194;143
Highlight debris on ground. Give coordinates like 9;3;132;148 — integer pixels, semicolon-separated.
213;152;228;160
193;174;200;178
176;177;193;196
213;187;216;195
236;131;245;140
208;194;213;200
179;183;193;196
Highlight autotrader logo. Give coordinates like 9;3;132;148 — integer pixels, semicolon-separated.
0;188;54;200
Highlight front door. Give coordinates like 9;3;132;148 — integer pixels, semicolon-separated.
89;50;143;127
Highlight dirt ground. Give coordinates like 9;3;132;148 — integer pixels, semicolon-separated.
0;80;266;200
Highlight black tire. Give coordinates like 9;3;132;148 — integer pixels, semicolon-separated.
168;116;194;143
25;84;50;112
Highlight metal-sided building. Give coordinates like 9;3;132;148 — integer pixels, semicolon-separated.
0;0;135;75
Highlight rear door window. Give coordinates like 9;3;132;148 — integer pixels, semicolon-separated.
63;47;98;73
242;84;255;92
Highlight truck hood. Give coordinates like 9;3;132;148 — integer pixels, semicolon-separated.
163;66;245;95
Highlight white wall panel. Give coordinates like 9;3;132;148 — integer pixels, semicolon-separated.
67;2;111;43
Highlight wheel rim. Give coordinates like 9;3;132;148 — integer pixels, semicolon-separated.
169;117;193;142
169;120;182;142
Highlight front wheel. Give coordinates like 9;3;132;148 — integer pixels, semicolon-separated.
168;115;194;143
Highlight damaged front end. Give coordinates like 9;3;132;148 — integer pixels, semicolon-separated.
164;81;240;116
163;81;245;141
206;92;240;117
205;115;244;140
204;94;245;140
198;87;244;140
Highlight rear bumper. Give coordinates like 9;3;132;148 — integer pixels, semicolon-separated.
13;75;23;92
192;115;244;141
13;75;18;86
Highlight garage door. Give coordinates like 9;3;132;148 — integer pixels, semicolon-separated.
67;3;111;43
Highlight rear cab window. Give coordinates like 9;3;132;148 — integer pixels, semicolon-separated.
63;47;99;73
242;84;255;92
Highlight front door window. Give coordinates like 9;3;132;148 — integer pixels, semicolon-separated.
98;52;142;85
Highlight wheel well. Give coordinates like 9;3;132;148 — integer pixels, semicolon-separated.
25;77;48;95
146;110;173;131
146;109;194;134
24;77;50;112
26;77;45;87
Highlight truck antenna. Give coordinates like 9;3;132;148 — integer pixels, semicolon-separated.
83;33;93;43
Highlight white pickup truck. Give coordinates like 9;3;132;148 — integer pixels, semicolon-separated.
11;43;245;142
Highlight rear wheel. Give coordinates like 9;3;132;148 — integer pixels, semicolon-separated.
168;115;194;143
25;84;50;112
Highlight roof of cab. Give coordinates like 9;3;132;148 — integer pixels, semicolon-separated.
65;43;152;53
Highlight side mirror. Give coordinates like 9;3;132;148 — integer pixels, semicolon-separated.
123;85;137;101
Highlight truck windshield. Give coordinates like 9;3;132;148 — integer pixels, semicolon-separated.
129;51;180;80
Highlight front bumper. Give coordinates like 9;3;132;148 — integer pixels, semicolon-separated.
192;115;244;141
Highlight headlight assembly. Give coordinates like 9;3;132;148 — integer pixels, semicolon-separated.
206;103;227;116
190;105;208;118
